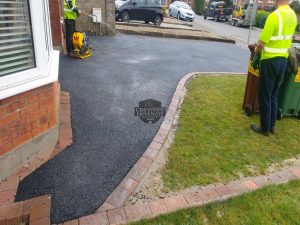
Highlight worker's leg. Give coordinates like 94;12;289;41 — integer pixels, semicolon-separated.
270;58;287;131
72;20;76;33
65;19;75;54
259;59;276;132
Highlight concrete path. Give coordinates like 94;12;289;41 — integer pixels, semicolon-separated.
15;35;249;223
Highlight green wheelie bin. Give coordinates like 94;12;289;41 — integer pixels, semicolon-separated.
277;43;300;119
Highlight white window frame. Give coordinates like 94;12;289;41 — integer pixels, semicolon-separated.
0;0;59;100
268;0;274;3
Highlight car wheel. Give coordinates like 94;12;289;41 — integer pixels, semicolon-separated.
214;14;219;22
154;15;162;26
121;11;130;22
144;20;149;24
177;12;181;20
169;9;171;17
204;13;207;20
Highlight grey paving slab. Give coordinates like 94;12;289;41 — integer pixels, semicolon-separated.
15;34;249;223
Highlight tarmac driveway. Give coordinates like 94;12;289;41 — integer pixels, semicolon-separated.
16;34;249;223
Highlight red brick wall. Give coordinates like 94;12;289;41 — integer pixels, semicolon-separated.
260;0;275;10
49;0;63;47
0;82;59;157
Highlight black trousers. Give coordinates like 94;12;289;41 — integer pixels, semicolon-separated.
65;19;76;54
259;57;287;132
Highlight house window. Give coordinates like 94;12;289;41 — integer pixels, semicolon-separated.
0;0;59;100
268;0;274;3
0;0;35;77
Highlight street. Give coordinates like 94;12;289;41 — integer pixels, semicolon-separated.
192;15;261;47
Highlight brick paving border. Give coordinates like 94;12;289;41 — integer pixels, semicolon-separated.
0;195;51;225
59;72;300;225
0;91;72;224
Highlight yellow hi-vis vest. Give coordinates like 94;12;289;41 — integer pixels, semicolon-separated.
64;0;78;20
260;5;297;60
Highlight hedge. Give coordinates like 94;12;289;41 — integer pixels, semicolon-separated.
255;10;270;28
195;0;205;15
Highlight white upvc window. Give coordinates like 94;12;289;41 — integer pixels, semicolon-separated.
0;0;59;100
268;0;274;3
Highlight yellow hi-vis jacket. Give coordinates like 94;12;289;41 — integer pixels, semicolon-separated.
260;5;297;60
64;0;78;20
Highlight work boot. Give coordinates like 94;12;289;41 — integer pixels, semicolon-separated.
270;128;276;135
250;124;270;136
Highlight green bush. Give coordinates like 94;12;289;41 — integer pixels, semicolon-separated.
296;24;300;33
195;0;205;15
255;10;270;28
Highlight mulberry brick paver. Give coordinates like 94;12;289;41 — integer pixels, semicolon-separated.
214;185;233;198
124;203;152;221
106;187;130;208
107;208;127;225
164;195;189;211
79;212;109;225
119;178;138;193
242;180;259;190
291;168;300;177
62;220;78;225
149;199;168;216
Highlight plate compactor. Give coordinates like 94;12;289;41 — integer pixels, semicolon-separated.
69;31;92;59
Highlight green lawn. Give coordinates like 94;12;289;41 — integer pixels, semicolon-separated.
162;76;300;191
131;180;300;225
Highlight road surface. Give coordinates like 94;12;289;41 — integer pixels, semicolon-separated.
193;15;261;47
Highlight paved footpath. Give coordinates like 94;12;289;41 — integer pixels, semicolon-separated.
15;35;249;223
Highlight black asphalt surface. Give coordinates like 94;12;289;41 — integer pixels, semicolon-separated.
15;35;249;223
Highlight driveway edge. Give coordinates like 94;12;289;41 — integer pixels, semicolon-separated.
117;28;235;44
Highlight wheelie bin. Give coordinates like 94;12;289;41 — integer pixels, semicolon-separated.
243;44;260;116
277;43;300;119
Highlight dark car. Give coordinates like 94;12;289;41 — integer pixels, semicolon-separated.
116;0;164;26
203;1;233;22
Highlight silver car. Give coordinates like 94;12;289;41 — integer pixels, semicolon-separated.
168;1;195;22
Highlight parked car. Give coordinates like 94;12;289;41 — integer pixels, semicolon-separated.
203;1;233;22
115;0;164;26
168;1;195;22
115;0;128;8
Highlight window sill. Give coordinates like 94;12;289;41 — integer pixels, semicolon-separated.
0;50;60;100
